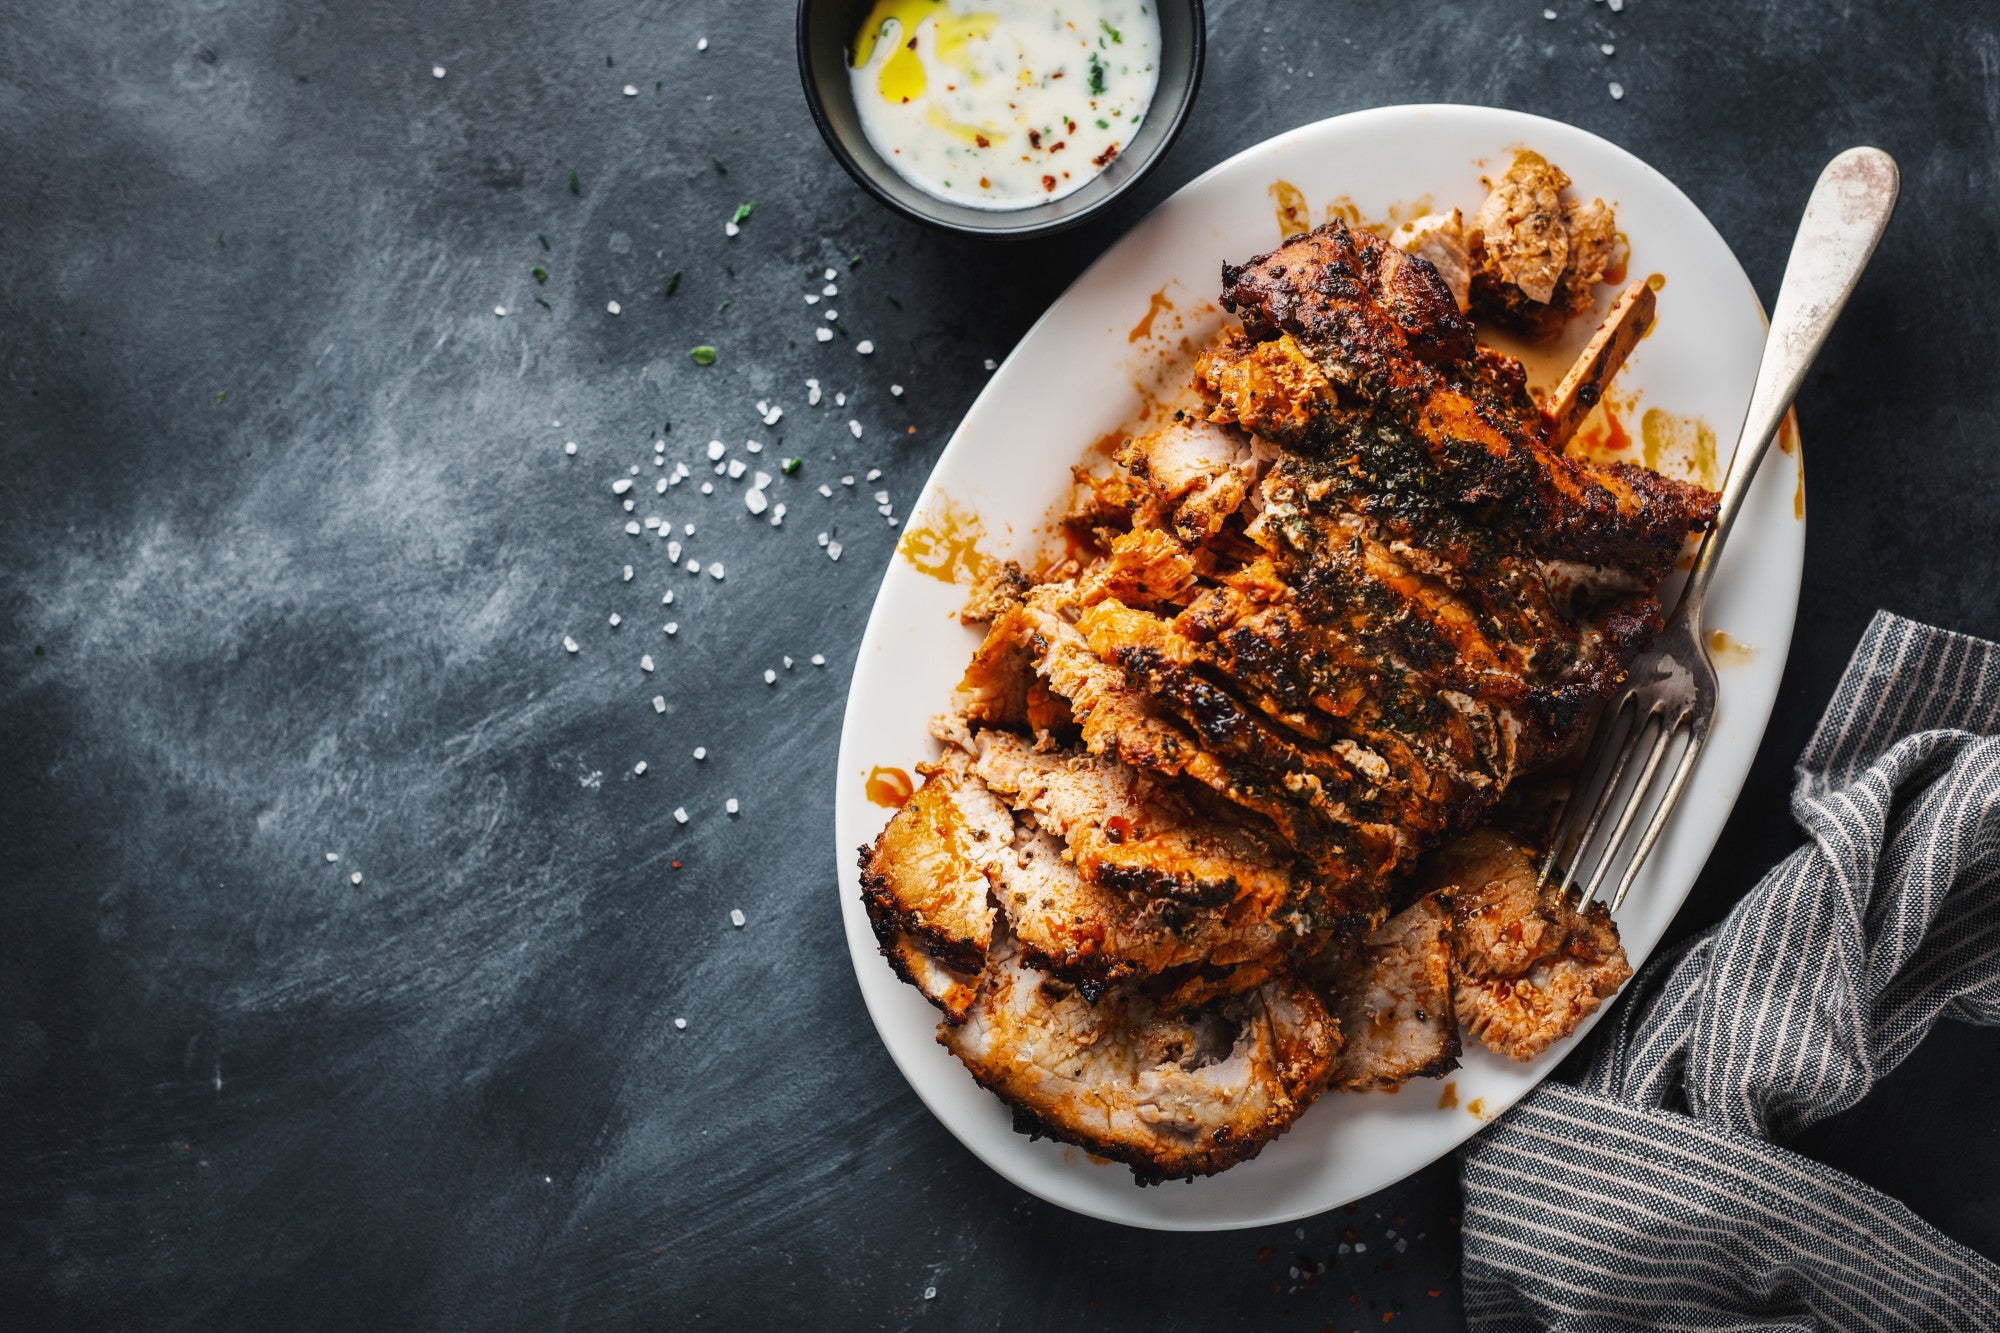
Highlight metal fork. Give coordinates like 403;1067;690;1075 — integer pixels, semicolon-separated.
1538;147;1901;912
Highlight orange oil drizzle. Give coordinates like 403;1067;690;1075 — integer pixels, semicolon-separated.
865;766;914;808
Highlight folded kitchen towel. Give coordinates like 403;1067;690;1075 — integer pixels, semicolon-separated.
1461;611;2000;1331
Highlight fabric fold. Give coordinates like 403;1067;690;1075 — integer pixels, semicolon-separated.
1463;612;2000;1330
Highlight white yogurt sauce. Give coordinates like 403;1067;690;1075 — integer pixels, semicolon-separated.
848;0;1160;211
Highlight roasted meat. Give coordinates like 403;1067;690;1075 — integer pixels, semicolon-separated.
941;934;1340;1182
857;751;1013;974
1423;828;1634;1060
1467;149;1620;340
1317;892;1460;1090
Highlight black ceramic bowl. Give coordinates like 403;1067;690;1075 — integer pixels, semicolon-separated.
797;0;1205;239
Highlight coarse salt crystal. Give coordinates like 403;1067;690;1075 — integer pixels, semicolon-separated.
730;908;745;927
707;440;725;460
564;441;578;455
842;475;855;487
745;489;768;515
641;654;655;672
693;746;707;759
983;358;996;370
608;612;622;627
1601;41;1616;54
622;498;635;512
686;558;700;572
563;636;579;653
351;872;363;885
752;471;771;489
827;541;843;561
1543;6;1556;16
805;293;820;305
847;420;862;438
684;523;695;535
699;482;713;495
877;504;893;517
835;391;846;407
646;515;660;530
606;300;621;314
432;65;446;78
824;309;838;321
746;440;764;453
725;798;740;815
674;806;689;823
674;1017;687;1030
696;37;707;50
924;1288;937;1301
494;305;507;317
655;477;667;493
817;532;828;546
763;669;776;684
622;565;634;581
633;760;647;775
782;656;793;669
856;340;873;355
866;469;881;481
676;461;691;478
665;622;679;634
654;440;666;453
662;590;675;605
707;562;725;580
890;385;903;396
727;458;746;479
814;327;833;342
652;694;665;712
625;520;640;535
824;268;837;280
872;489;889;504
822;283;838;297
725;222;739;238
1607;0;1623;9
810;654;825;666
668;540;682;561
326;852;340;863
1609;80;1625;98
623;84;638;96
817;484;833;498
612;478;632;494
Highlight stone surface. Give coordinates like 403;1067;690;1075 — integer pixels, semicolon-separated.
3;1;1997;1328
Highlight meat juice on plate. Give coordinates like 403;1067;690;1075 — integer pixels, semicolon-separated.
848;0;1160;209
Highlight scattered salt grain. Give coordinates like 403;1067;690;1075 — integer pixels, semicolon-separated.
696;37;708;51
877;504;893;517
652;694;666;712
753;471;771;489
633;761;647;775
707;440;726;461
707;562;725;580
655;477;667;493
835;392;846;407
668;540;683;561
817;533;829;546
662;590;675;605
824;309;838;321
725;222;740;238
924;1287;937;1301
856;340;874;355
351;872;363;885
623;84;638;96
817;484;833;498
1543;6;1556;16
674;806;689;823
684;523;696;536
727;458;746;479
612;478;633;495
745;489;768;515
842;475;855;487
822;283;838;297
824;268;837;280
665;622;679;634
654;440;666;453
640;654;655;672
700;482;713;495
848;420;863;438
890;384;903;396
686;558;701;572
747;439;765;452
725;798;740;815
783;656;793;669
625;520;641;535
1608;80;1625;99
730;909;745;927
805;294;820;305
983;358;996;370
811;653;825;666
326;852;340;863
622;564;634;581
814;327;833;342
1608;0;1623;9
607;300;622;315
608;612;622;628
866;469;881;481
563;636;579;653
433;65;446;78
494;306;507;317
872;490;889;505
763;669;776;685
622;498;635;512
564;441;578;455
827;541;843;561
807;379;822;405
674;1017;687;1030
694;746;707;760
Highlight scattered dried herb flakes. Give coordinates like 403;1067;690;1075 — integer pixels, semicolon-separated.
568;169;581;195
664;271;682;300
532;266;548;283
689;345;717;365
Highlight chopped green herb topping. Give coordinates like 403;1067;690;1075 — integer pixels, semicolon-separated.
531;266;548;284
534;296;551;310
730;201;756;225
568;169;580;195
1095;118;1109;129
712;157;728;175
782;457;801;475
689;345;717;365
1088;55;1106;96
1100;19;1122;42
664;271;682;300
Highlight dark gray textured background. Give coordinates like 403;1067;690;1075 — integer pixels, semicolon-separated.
3;1;1997;1328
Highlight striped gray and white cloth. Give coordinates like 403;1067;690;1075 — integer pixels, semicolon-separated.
1462;612;2000;1330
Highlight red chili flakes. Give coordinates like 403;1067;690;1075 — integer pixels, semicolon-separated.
671;860;682;870
1028;129;1042;149
975;135;990;148
1092;143;1121;168
1042;175;1057;192
1104;816;1132;844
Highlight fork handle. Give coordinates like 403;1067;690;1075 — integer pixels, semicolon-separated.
1678;147;1900;615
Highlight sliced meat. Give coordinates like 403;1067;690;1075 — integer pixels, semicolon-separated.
1391;208;1472;314
940;935;1340;1182
1471;149;1571;304
1318;892;1460;1090
960;559;1032;625
970;728;1294;913
1422;828;1634;1061
1076;527;1200;611
856;750;1014;973
883;932;980;1024
1115;416;1258;543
